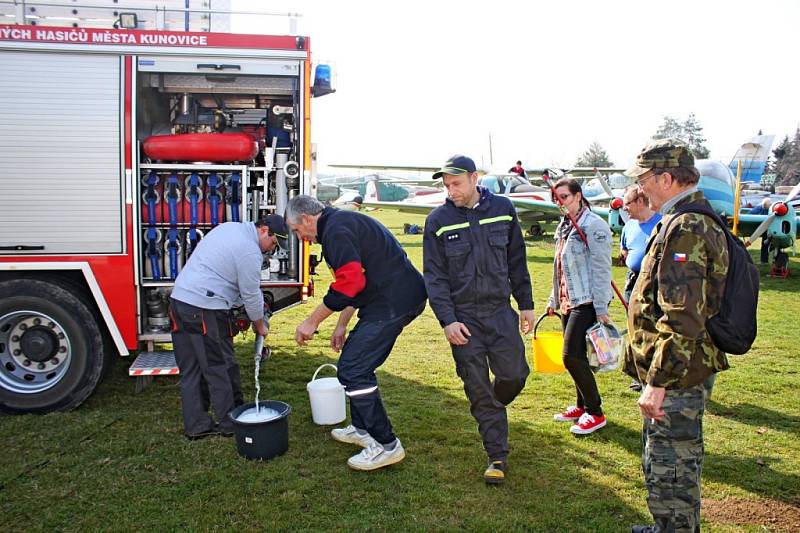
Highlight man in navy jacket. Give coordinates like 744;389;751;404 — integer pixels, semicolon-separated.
289;195;426;471
423;155;534;484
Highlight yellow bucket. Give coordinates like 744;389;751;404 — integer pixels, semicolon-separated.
532;313;565;373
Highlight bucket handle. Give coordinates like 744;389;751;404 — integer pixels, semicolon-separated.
312;363;338;382
534;312;562;339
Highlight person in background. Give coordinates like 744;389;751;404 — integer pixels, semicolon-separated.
289;195;426;472
620;186;662;303
509;160;527;178
424;154;535;485
748;197;772;264
620;186;662;393
623;138;729;533
546;177;612;436
169;215;286;440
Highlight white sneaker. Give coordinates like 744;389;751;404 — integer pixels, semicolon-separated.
331;425;376;448
347;440;406;471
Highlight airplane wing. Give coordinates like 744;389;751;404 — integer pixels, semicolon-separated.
734;213;800;238
364;197;562;222
332;176;440;188
361;200;437;216
566;167;628;176
507;197;562;218
329;163;439;173
363;197;565;232
510;196;610;218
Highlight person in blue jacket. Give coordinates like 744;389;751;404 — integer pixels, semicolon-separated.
423;155;535;485
289;195;426;472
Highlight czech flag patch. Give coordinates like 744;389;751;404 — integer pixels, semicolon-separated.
673;253;687;262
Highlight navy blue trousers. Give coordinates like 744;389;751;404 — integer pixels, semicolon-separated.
337;302;425;445
451;305;529;462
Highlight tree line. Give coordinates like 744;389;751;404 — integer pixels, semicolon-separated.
575;115;800;187
770;129;800;187
574;114;712;168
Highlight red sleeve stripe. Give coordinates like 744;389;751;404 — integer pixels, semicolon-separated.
331;261;366;298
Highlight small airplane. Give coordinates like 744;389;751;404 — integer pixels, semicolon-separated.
343;140;800;276
357;171;559;236
320;168;440;203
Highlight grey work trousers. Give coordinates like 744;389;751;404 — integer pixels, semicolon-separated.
451;305;529;462
170;298;238;435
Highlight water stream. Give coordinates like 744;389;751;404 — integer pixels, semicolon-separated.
254;351;261;413
234;337;279;423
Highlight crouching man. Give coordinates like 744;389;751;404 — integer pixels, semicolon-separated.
289;195;427;471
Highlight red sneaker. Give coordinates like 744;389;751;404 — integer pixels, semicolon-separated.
570;413;607;435
553;406;585;422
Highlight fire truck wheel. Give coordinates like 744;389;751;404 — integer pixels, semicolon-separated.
0;279;105;414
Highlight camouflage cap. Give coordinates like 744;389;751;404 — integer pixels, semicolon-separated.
624;138;698;179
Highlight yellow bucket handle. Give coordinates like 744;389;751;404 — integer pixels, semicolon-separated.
534;312;562;339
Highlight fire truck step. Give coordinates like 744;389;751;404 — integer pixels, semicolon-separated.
130;351;179;393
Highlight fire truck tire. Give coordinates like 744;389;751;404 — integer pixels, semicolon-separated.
0;279;105;414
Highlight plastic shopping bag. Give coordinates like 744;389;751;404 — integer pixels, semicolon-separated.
585;322;623;372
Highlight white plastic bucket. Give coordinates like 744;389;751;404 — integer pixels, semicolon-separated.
306;363;346;425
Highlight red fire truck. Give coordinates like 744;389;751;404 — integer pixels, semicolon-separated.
0;3;333;413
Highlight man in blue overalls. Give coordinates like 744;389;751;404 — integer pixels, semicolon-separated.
423;155;535;484
289;195;427;471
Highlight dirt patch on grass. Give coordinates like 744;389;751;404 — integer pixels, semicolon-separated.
704;497;800;532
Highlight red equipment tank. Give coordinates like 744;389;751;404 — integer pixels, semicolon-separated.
143;133;258;162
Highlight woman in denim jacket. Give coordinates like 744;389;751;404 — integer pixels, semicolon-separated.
545;178;613;435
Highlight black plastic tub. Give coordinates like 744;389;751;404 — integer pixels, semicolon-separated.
229;400;291;460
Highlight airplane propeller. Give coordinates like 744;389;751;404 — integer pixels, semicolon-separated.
594;168;616;199
744;182;800;247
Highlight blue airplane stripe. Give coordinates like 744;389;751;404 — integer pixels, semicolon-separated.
700;188;733;202
729;161;766;183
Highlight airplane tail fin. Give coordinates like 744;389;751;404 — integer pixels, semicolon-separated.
364;176;380;202
729;134;774;184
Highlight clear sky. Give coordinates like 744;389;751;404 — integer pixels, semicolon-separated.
233;0;800;172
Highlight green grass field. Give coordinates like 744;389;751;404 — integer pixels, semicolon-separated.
2;210;799;532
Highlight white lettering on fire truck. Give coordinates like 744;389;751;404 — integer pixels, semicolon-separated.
36;29;90;42
0;27;33;40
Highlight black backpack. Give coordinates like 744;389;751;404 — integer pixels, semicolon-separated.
653;202;759;355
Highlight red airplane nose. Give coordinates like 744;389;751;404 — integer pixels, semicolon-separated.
772;202;789;216
610;197;624;210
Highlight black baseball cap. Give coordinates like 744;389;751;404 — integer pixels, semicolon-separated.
260;214;289;248
432;154;477;180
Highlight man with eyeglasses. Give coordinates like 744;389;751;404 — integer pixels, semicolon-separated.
169;215;287;440
620;186;662;304
623;139;730;533
619;186;661;392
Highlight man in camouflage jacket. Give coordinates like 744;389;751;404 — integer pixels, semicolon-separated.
623;138;730;533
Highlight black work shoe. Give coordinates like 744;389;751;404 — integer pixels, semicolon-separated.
216;426;234;438
185;428;219;441
631;526;655;533
484;460;507;485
